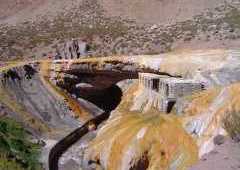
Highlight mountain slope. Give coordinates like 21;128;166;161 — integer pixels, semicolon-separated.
1;0;240;61
100;0;226;24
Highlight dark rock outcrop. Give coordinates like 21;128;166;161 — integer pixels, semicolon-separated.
55;39;90;60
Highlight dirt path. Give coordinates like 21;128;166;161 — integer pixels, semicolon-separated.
190;138;240;170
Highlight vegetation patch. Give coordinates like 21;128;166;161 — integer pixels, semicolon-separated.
0;86;49;134
0;117;42;170
221;83;240;138
223;110;240;138
224;8;240;28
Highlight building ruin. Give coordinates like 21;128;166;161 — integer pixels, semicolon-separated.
139;73;204;113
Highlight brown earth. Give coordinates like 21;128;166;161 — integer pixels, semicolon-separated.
189;137;240;170
99;0;226;24
0;0;46;22
0;0;228;25
1;0;240;61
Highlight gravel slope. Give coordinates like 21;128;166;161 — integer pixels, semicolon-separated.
189;138;240;170
1;0;240;61
99;0;226;24
0;0;229;25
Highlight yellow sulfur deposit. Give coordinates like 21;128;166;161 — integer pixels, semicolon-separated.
86;82;198;170
40;61;93;122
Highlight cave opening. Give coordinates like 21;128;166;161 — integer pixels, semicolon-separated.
57;72;126;113
72;84;123;113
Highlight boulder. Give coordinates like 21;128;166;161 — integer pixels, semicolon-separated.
233;134;240;143
213;135;225;145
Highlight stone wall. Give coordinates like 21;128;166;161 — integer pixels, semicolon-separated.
139;73;204;113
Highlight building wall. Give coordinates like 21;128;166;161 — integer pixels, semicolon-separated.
138;73;204;113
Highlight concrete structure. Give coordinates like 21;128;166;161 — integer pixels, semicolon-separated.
139;73;204;113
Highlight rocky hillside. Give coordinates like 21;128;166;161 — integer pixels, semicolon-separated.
0;0;225;24
100;0;226;24
0;63;81;137
1;0;240;61
0;60;103;169
1;50;240;169
0;0;44;20
45;49;240;170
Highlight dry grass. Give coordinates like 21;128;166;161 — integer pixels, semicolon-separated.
220;83;240;137
224;8;240;29
223;110;240;138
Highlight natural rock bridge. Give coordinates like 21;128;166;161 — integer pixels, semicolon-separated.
0;54;212;170
47;58;208;170
52;59;205;114
1;50;240;170
49;59;177;112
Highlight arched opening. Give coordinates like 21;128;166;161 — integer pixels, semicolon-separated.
57;72;128;113
72;85;123;113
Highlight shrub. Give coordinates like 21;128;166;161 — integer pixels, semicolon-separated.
0;118;42;170
0;158;24;170
223;111;240;138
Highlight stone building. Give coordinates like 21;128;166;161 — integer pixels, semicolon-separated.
139;73;204;113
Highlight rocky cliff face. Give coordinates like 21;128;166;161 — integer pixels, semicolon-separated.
0;63;80;138
1;50;240;169
84;82;199;170
67;49;240;170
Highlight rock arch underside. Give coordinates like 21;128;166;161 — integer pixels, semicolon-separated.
1;49;240;170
